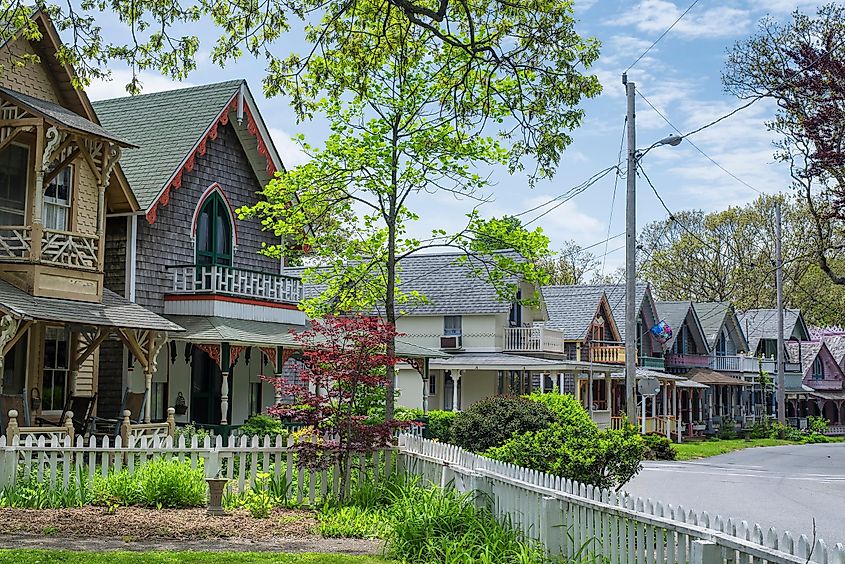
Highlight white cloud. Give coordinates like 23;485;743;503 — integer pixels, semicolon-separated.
610;1;752;39
269;128;310;169
748;0;821;14
521;196;604;244
86;69;194;101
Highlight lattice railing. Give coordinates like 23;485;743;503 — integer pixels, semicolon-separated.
168;264;303;304
40;229;99;269
0;226;31;259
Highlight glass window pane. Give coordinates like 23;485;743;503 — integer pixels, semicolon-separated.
197;208;211;253
0;145;28;225
215;202;230;255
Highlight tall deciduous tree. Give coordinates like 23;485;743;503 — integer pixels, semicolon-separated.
539;240;600;286
240;3;595;418
637;194;845;326
723;3;845;288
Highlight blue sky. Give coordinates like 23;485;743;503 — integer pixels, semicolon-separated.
85;0;823;273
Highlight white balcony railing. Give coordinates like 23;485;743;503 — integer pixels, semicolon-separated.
708;354;799;374
503;326;565;353
167;264;303;304
0;226;31;259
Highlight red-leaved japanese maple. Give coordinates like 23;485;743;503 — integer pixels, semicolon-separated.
264;315;407;498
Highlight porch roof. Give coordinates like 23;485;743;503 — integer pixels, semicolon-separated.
809;390;845;401
686;367;749;386
675;379;709;389
165;315;300;347
609;368;687;381
0;87;135;147
0;279;181;331
429;352;616;372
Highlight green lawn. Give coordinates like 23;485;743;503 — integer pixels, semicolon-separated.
674;438;795;460
0;550;388;564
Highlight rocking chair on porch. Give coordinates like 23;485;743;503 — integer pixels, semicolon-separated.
90;388;147;438
0;393;75;441
35;393;97;437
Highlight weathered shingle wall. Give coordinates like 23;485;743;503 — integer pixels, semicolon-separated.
134;122;279;312
99;216;127;416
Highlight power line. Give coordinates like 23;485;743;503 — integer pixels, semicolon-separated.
521;166;618;226
624;0;701;74
636;91;764;195
603;118;627;276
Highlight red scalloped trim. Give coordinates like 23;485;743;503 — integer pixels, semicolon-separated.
146;91;278;225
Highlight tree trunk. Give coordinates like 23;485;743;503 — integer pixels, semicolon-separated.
384;120;399;423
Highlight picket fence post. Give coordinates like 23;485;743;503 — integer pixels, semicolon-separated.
690;540;721;564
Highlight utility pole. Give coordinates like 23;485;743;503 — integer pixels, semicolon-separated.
775;200;785;424
624;72;638;423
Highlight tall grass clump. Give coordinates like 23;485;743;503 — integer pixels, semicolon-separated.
383;484;547;563
0;474;92;509
92;459;206;508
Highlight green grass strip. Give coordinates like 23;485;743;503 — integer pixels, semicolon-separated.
0;549;389;564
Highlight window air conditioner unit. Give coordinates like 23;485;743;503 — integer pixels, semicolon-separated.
440;335;463;350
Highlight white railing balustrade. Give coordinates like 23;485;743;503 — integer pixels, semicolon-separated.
503;326;565;353
0;226;31;259
40;228;98;269
168;264;303;304
398;435;845;564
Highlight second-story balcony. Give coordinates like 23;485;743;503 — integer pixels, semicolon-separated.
167;264;303;304
708;354;802;374
503;326;565;354
0;226;99;270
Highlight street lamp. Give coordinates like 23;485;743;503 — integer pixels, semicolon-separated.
622;72;683;423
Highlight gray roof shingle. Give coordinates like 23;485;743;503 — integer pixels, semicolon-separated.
291;250;524;316
737;309;805;356
821;334;845;366
541;285;607;340
785;340;822;377
655;301;695;349
572;283;650;341
0;87;133;146
92;81;243;210
692;302;736;349
0;279;182;331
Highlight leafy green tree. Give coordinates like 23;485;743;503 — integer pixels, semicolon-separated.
539;240;600;285
240;4;595;418
723;3;845;288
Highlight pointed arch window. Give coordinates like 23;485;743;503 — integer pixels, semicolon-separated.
195;192;232;266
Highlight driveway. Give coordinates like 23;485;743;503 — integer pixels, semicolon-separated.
623;442;845;546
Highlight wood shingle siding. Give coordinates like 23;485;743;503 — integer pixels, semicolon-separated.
132;122;279;313
0;38;62;102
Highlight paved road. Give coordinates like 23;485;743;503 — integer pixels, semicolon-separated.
624;442;845;545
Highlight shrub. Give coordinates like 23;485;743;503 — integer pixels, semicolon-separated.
426;410;457;442
394;407;424;421
174;423;211;445
769;421;804;441
239;414;286;438
451;395;554;452
808;416;829;434
748;420;771;440
526;392;595;432
0;475;92;509
485;422;645;490
802;432;832;444
642;433;677;461
718;418;737;440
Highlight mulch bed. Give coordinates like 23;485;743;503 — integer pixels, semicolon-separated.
0;507;316;541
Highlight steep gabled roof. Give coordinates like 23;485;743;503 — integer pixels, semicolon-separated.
541;286;619;341
692;302;748;351
738;308;809;356
93;80;283;219
821;334;845;366
785;340;825;379
594;282;655;342
655;300;708;352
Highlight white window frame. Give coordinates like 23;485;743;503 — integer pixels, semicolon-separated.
443;315;462;336
43;164;73;231
42;327;70;412
0;142;29;226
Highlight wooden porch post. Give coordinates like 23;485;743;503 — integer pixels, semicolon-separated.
605;373;612;411
422;358;430;415
452;370;461;412
220;342;231;425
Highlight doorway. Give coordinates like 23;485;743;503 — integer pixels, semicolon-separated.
190;347;229;424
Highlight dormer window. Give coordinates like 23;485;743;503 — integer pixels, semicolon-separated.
0;145;28;225
812;357;823;380
44;166;72;231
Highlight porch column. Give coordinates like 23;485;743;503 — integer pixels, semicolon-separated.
422;358;430;415
220;343;231;425
144;368;154;423
274;346;284;405
539;372;545;394
688;390;693;425
672;384;678;425
452;370;461;412
662;382;668;416
605;373;612;411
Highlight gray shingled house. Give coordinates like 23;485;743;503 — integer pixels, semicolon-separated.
94;81;308;429
0;10;182;433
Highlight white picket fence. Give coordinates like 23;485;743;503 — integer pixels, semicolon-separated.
0;434;398;507
396;435;845;564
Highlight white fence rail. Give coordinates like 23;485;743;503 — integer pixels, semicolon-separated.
0;434;398;507
167;264;303;304
397;435;845;564
503;326;565;354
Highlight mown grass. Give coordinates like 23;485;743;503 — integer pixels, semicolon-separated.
674;438;795;460
0;549;388;563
